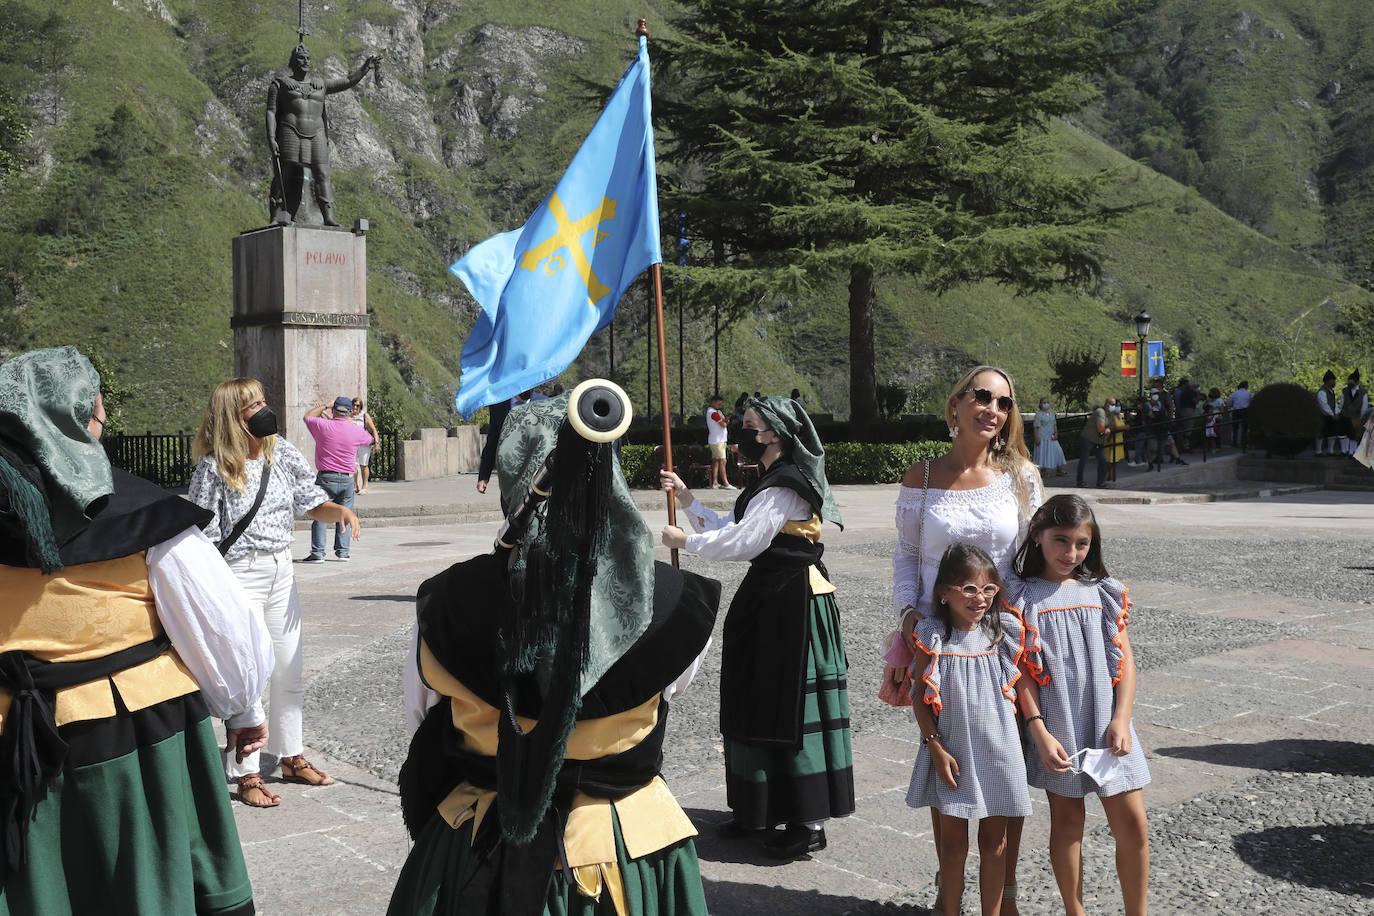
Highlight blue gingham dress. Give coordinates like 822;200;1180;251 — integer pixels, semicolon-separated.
1016;576;1151;798
905;610;1032;819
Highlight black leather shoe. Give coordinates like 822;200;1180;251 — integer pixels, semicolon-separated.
715;818;767;839
763;824;826;858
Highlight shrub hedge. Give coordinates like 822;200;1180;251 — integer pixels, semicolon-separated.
618;440;952;488
1249;382;1320;457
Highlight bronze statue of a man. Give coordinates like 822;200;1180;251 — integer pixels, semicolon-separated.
266;44;378;227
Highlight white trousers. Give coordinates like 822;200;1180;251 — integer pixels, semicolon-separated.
225;547;304;777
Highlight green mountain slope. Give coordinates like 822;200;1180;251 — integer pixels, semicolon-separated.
1090;0;1374;280
0;0;1370;432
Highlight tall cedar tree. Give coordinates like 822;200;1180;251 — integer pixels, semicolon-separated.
656;0;1133;435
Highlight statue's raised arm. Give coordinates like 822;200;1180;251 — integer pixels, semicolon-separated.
325;55;379;94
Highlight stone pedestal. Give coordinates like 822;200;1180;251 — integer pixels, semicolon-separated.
231;225;368;461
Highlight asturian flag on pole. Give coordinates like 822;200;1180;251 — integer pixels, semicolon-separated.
1146;341;1166;378
450;35;662;417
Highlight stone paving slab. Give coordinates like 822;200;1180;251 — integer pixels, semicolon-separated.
230;480;1374;915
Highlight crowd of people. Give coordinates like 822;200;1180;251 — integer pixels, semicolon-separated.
1033;370;1374;482
1034;378;1250;483
1;348;1151;915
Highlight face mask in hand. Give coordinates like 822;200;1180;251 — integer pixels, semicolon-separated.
1067;747;1124;786
737;429;769;463
245;405;279;439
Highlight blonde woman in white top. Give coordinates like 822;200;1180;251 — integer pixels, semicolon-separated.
189;378;362;808
891;365;1042;915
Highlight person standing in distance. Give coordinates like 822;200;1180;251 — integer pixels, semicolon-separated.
303;396;373;561
1225;381;1251;448
705;393;735;489
350;397;379;495
1076;398;1110;489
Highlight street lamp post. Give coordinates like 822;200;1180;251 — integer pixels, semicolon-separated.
1134;311;1151;403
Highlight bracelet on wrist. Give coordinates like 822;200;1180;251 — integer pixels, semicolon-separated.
921;733;942;747
1024;714;1045;727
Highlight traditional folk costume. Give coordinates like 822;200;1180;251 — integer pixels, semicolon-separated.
676;397;854;856
0;347;271;915
391;394;719;916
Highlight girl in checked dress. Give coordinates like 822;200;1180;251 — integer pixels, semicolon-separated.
1011;494;1151;916
907;544;1032;916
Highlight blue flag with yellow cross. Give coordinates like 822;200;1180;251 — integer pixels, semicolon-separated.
450;35;662;418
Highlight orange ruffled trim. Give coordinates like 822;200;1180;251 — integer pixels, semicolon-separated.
1005;596;1048;686
912;632;942;716
999;600;1027;702
1107;585;1131;687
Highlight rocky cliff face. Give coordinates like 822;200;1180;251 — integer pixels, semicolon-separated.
434;24;586;169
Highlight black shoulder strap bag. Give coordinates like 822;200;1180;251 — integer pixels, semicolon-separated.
218;459;272;556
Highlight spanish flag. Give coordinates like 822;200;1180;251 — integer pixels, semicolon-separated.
1121;341;1138;378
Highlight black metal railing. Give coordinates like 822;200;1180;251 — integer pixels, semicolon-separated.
369;431;400;482
103;432;196;489
1110;412;1250;469
103;431;402;488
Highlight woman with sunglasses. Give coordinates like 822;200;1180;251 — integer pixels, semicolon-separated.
891;365;1042;914
659;396;852;861
189;378;362;808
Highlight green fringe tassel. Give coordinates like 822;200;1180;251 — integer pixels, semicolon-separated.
496;422;614;844
0;454;62;573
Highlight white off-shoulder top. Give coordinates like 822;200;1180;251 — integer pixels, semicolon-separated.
892;468;1041;619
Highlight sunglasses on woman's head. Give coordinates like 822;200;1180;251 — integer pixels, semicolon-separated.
968;388;1014;412
952;583;1000;599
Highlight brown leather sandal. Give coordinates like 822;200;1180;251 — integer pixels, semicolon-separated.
279;754;335;786
236;774;281;808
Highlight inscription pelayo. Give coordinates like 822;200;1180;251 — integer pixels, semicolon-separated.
304;250;348;266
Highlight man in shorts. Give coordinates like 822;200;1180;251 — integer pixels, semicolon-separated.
706;393;735;489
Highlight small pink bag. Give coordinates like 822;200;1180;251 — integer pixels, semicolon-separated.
878;630;915;707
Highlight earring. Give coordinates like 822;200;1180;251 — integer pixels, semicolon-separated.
992;436;1005;452
948;425;959;440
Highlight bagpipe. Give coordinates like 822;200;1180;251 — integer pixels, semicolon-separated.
493;378;632;554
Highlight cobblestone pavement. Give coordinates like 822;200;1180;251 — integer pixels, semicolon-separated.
233;482;1374;915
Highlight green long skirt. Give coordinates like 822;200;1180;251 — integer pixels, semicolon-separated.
388;806;708;916
724;591;855;829
0;693;253;916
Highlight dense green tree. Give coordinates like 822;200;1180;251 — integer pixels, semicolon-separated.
1047;343;1108;410
657;0;1134;435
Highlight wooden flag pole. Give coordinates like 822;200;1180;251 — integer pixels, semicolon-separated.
638;18;678;568
652;265;679;568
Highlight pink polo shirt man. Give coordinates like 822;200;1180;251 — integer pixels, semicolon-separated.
303;396;374;561
305;398;374;473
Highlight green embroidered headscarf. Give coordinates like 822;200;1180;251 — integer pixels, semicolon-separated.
495;393;655;696
0;347;112;553
748;395;843;529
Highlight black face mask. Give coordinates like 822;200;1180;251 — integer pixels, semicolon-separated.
737;429;769;463
246;405;278;439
